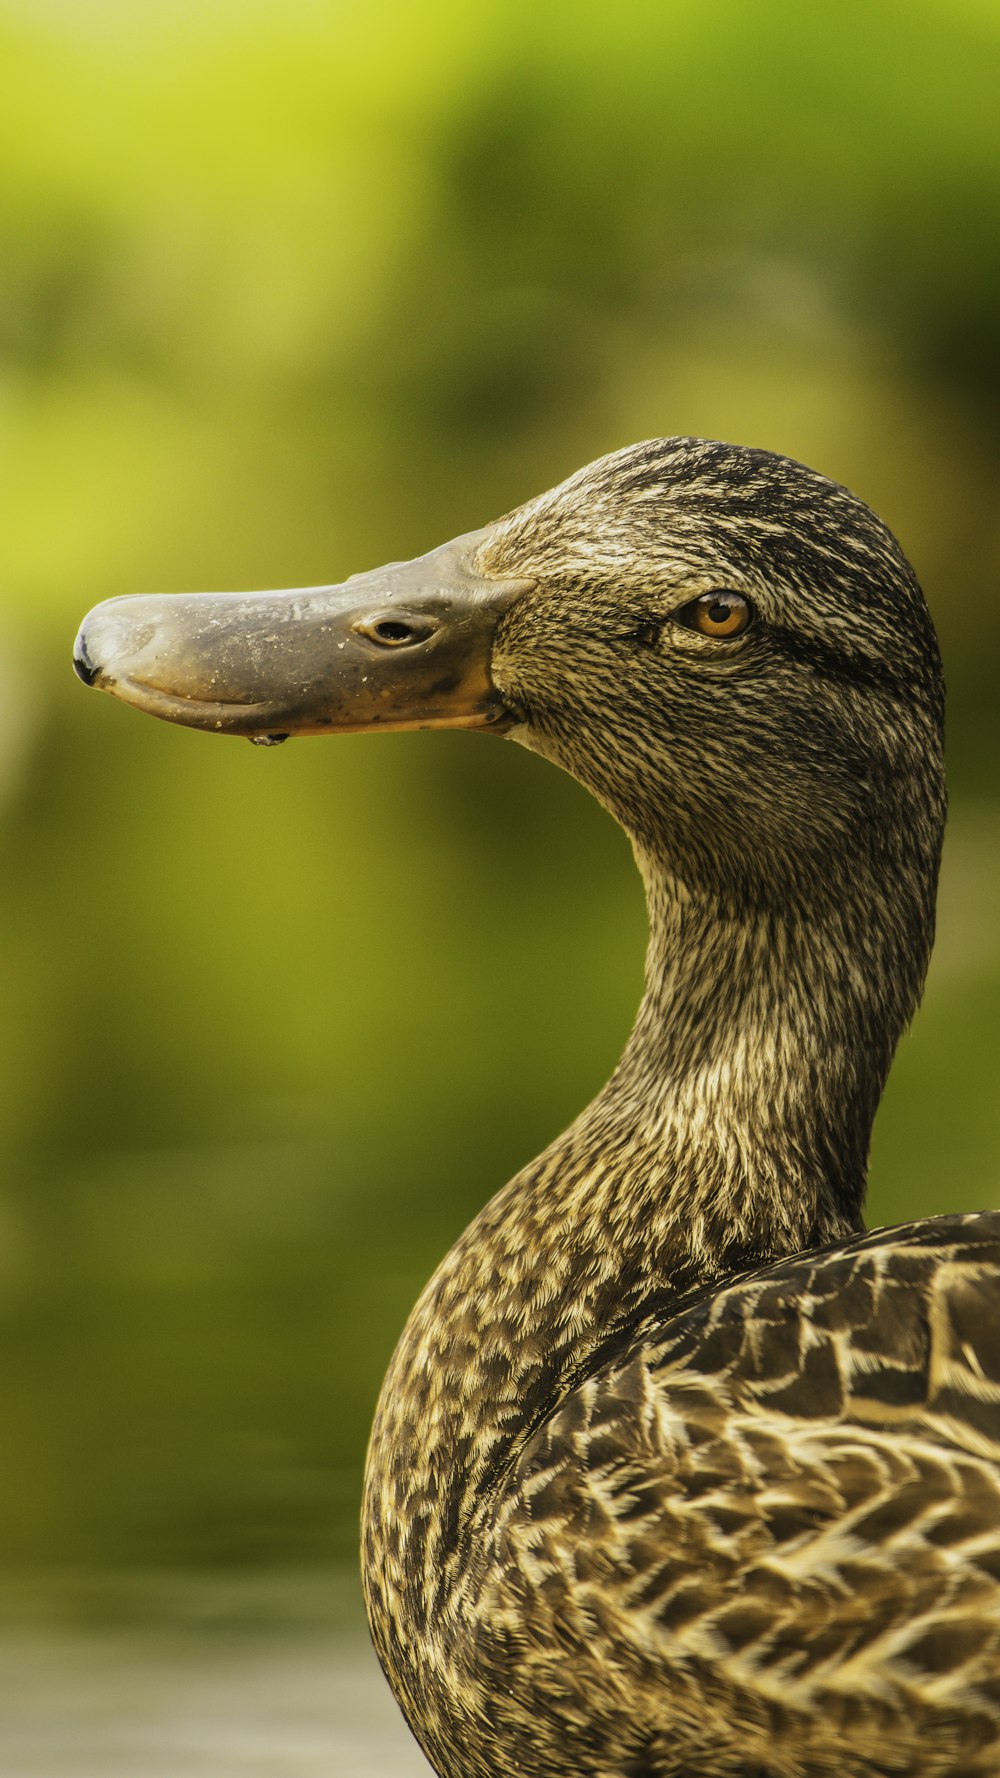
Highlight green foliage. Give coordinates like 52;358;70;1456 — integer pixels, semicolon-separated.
0;0;998;1584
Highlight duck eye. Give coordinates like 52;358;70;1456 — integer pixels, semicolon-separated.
676;591;753;639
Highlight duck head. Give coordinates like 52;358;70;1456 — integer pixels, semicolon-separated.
75;437;945;914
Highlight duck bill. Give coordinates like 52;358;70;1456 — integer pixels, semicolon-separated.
73;529;530;742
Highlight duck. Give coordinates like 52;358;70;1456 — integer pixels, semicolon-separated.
74;438;1000;1778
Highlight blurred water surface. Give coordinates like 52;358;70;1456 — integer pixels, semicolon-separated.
0;1575;432;1777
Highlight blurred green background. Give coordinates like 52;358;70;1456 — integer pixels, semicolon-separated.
1;0;999;1601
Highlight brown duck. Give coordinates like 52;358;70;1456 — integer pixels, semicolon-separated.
75;439;1000;1778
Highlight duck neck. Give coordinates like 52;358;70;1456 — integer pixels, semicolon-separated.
600;850;879;1265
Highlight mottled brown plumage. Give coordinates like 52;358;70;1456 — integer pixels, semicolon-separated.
360;442;1000;1776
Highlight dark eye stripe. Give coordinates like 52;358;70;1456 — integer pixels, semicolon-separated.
766;625;919;697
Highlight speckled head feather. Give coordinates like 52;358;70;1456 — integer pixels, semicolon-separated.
479;438;944;897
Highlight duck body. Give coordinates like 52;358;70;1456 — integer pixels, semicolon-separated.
366;1208;1000;1777
74;439;1000;1775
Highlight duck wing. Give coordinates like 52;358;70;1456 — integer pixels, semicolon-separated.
468;1212;1000;1777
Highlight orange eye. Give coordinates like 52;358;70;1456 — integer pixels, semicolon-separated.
676;591;754;638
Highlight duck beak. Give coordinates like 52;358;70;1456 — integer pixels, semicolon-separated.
73;528;530;743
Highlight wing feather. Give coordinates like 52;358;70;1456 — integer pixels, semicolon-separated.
464;1214;1000;1775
